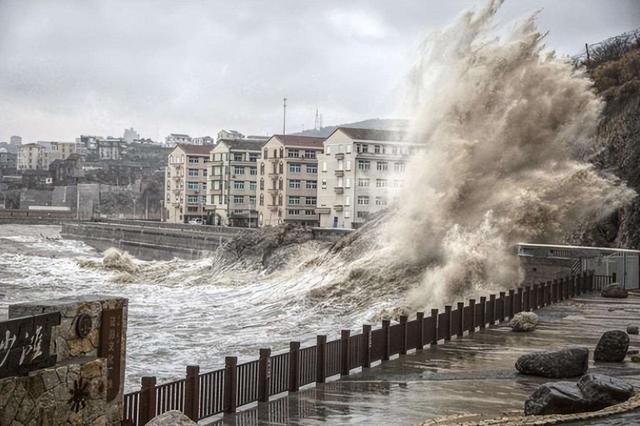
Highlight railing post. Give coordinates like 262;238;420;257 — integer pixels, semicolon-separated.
552;279;558;302
546;281;552;306
444;305;452;341
185;365;200;421
362;325;372;368
612;272;617;283
524;286;531;311
456;302;464;338
479;297;486;329
589;271;594;291
224;356;237;415
508;290;515;319
516;288;524;313
582;272;588;293
382;319;391;361
430;309;438;345
289;341;300;391
400;315;408;355
559;278;565;301
469;299;476;334
416;312;425;350
488;295;496;325
532;284;539;310
258;348;271;403
316;335;326;384
340;331;350;376
498;292;506;322
139;376;157;425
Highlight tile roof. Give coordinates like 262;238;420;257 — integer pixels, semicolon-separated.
335;127;408;142
176;143;213;155
273;135;325;148
219;138;267;151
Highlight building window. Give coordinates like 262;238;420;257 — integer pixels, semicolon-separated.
289;179;301;189
250;167;257;175
289;164;301;173
306;180;317;189
321;179;327;189
259;194;264;206
233;181;245;190
376;197;387;206
260;178;264;190
356;144;368;154
188;157;199;164
249;153;259;162
376;161;388;171
263;149;268;159
278;194;283;205
358;178;370;187
288;196;300;205
304;150;316;159
357;160;370;171
346;145;352;154
394;162;406;172
288;149;300;158
306;164;317;174
374;145;381;154
278;177;283;189
376;179;387;188
357;211;369;219
188;169;199;177
250;181;257;191
234;166;244;175
345;196;350;206
305;197;316;205
260;163;264;175
357;196;369;205
288;209;301;215
249;196;256;205
233;195;244;204
233;153;244;161
187;195;198;204
187;182;199;190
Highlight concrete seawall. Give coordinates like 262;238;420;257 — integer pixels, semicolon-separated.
61;221;354;260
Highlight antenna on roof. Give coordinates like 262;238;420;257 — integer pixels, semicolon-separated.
282;97;287;136
314;107;320;130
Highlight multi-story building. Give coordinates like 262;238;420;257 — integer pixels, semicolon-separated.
192;136;216;146
206;138;265;227
217;129;244;142
17;143;44;170
10;136;22;146
256;135;325;227
316;127;422;229
123;127;140;143
165;133;192;147
164;144;210;223
78;135;125;160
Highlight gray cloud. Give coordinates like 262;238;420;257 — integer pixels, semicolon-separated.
0;0;638;142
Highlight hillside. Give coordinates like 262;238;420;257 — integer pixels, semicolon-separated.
294;118;409;137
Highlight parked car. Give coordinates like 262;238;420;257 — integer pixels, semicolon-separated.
188;218;204;225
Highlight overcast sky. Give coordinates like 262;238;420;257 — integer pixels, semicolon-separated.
0;0;638;143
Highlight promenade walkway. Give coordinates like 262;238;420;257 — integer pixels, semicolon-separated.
210;294;640;425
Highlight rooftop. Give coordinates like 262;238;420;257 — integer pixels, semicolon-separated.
336;127;409;142
175;143;212;156
218;138;266;151
272;135;325;148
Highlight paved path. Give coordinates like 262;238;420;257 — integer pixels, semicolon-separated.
207;294;640;425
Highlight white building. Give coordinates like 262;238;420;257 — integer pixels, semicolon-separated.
192;136;216;145
217;129;244;142
316;127;423;229
165;133;192;147
164;144;211;223
123;127;140;144
17;141;80;170
10;136;22;146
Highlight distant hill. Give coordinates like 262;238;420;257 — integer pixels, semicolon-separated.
294;118;409;138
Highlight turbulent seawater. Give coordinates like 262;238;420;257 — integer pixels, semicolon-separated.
0;224;405;391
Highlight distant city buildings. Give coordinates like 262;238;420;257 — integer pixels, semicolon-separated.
10;136;22;146
0;149;17;172
217;129;244;141
78;135;126;161
165;133;192;147
17;141;81;171
256;135;325;227
191;136;215;145
123;127;140;144
164;144;210;223
206;138;264;226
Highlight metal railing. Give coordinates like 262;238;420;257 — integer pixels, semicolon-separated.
123;271;602;425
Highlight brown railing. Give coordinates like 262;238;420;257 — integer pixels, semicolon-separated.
122;271;603;425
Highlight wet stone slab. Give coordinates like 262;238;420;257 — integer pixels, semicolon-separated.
207;294;640;425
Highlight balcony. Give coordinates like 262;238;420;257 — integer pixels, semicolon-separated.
335;153;344;160
335;169;344;177
334;187;344;194
334;205;343;212
316;207;331;214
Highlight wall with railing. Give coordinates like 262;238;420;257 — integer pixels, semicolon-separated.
122;271;611;425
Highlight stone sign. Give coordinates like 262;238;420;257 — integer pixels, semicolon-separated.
0;311;60;379
99;307;124;402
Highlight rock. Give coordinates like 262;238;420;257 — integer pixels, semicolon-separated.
594;330;629;362
627;326;639;335
524;381;590;416
147;410;196;426
510;312;539;332
577;373;634;409
515;347;589;378
601;284;629;298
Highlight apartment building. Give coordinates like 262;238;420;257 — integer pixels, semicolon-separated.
17;143;44;170
206;138;265;227
38;141;80;166
316;127;423;229
164;144;210;223
165;133;192;147
256;135;325;227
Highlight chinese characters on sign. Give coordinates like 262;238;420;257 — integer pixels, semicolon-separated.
0;312;60;379
98;307;123;402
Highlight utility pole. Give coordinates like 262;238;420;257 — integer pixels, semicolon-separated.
282;97;287;136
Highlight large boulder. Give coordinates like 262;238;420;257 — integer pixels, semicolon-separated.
515;347;589;378
147;411;196;426
510;312;539;332
524;382;590;415
577;373;634;409
594;330;629;362
601;284;629;298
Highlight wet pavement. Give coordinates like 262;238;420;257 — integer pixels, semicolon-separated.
207;294;640;425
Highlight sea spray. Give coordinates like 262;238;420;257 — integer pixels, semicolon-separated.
376;0;635;308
